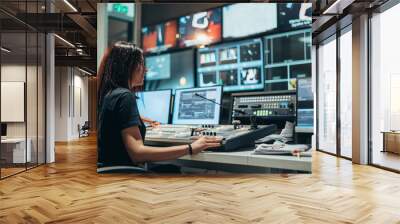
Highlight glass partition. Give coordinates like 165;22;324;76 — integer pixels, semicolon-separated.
0;0;46;179
317;35;337;154
370;4;400;171
1;31;28;177
339;27;352;158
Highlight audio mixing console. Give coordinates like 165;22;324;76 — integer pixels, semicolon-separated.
144;124;277;152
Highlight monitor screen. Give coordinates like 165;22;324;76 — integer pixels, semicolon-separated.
137;90;172;124
197;38;264;92
297;108;313;127
145;54;171;81
178;8;222;47
240;67;262;85
223;3;277;39
265;66;288;81
142;20;177;53
145;49;195;93
172;86;222;125
278;3;312;30
199;51;217;67
297;77;313;101
264;29;311;66
272;32;306;64
290;63;311;79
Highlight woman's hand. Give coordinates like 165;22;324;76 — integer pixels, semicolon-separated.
190;136;222;154
141;116;160;128
148;121;160;128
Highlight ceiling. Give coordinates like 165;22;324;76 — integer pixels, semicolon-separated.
3;0;392;73
312;0;390;43
0;0;99;73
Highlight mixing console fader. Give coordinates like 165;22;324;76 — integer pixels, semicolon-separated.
144;124;277;152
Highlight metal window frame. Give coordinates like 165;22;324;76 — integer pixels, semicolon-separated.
315;24;353;162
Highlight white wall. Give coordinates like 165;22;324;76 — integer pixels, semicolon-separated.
55;67;89;141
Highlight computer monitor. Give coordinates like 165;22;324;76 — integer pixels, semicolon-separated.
1;123;7;137
297;108;314;127
137;90;172;124
172;86;222;125
197;38;264;92
178;7;222;47
223;3;277;39
145;49;195;93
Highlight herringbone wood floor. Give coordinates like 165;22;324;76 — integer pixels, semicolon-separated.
1;136;400;224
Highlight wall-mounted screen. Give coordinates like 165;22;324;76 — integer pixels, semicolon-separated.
297;77;313;102
145;49;195;93
137;90;172;124
264;30;310;65
278;3;312;30
290;63;311;79
197;38;264;92
178;8;222;47
264;29;311;91
223;3;277;39
172;86;222;125
145;54;171;81
142;20;177;53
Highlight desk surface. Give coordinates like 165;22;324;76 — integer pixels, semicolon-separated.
176;150;312;172
1;138;27;143
381;131;400;134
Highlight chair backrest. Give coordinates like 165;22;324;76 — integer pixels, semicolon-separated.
82;121;90;130
97;164;147;174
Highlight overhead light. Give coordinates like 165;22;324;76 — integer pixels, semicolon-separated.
54;34;75;48
323;0;341;14
78;67;94;76
322;0;354;15
1;47;11;53
63;0;78;12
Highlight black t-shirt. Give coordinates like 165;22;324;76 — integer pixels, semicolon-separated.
98;88;146;166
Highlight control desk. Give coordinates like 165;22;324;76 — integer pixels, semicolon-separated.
144;124;277;152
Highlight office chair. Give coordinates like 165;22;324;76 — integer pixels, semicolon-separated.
96;162;183;174
97;163;148;174
78;121;90;138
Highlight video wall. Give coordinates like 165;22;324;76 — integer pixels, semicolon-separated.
141;3;312;93
197;38;264;92
264;29;312;91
